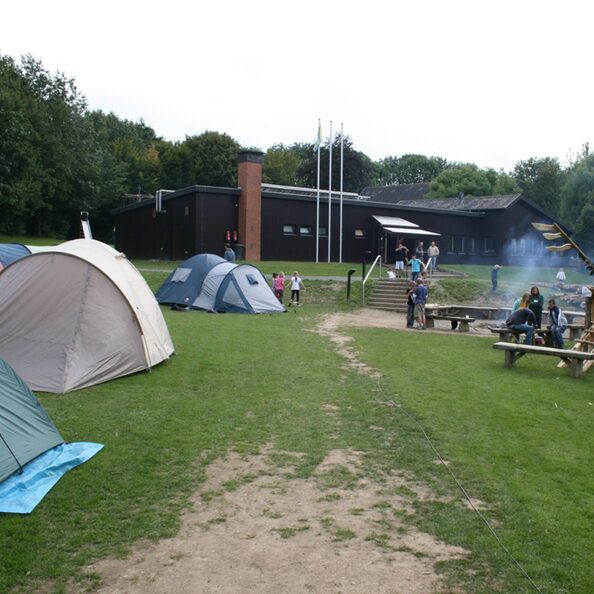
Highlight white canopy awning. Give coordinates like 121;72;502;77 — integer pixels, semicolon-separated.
385;227;441;236
372;215;419;228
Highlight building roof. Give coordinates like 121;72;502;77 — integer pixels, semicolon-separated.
360;183;431;203
261;183;359;200
395;194;521;212
112;184;240;214
359;183;522;212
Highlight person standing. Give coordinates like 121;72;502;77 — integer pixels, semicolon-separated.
413;278;428;330
223;243;236;262
528;286;544;328
512;292;531;312
491;264;501;292
288;271;305;306
427;241;440;274
505;307;536;344
415;241;426;265
547;298;567;348
394;241;409;278
406;280;416;328
555;267;566;287
272;271;285;303
410;254;422;281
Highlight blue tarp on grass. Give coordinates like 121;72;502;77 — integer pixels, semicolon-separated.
0;442;103;514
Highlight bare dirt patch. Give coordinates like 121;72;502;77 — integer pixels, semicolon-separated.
83;449;466;594
77;308;472;594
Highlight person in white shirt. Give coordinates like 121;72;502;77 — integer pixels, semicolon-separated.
289;272;305;306
555;267;566;286
427;241;440;274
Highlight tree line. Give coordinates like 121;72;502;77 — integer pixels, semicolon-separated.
1;53;592;250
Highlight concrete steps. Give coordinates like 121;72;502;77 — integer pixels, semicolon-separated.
367;278;410;312
367;270;465;312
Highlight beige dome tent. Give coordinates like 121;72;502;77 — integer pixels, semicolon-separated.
0;239;174;393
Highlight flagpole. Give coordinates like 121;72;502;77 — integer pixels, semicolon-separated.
315;118;321;263
328;121;333;263
339;122;344;263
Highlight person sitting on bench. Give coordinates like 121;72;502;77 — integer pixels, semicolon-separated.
505;307;537;345
547;298;568;349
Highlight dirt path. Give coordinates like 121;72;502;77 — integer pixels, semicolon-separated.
77;310;470;594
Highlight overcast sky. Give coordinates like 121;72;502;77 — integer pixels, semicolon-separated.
2;0;592;171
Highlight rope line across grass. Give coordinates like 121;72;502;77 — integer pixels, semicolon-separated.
373;377;544;594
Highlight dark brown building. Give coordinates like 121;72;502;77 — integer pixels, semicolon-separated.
112;151;571;267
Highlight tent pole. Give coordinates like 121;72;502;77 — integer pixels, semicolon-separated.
0;432;24;474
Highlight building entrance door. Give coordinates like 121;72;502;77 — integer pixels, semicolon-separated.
171;225;184;260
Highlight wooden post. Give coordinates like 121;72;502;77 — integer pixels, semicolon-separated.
504;350;515;368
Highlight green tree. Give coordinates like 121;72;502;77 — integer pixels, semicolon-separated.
0;54;42;234
427;164;519;198
88;110;161;194
0;54;104;237
513;157;564;216
182;131;241;187
560;153;594;250
155;140;193;190
375;154;450;185
296;134;375;192
263;143;308;186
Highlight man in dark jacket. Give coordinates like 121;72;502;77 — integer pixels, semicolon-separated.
505;307;536;344
413;279;428;329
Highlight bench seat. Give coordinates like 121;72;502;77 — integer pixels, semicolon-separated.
492;341;594;378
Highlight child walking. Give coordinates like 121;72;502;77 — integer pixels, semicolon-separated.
272;271;285;303
289;271;305;306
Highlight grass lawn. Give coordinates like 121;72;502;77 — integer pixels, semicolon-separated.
346;328;594;594
133;258;367;279
0;235;63;247
442;264;593;287
0;256;592;593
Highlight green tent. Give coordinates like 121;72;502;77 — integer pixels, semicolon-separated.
0;358;63;484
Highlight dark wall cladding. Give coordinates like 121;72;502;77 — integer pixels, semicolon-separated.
113;189;566;265
114;189;239;260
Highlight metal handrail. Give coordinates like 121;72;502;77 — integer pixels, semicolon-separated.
362;255;383;305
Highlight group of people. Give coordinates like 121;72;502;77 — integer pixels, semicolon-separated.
406;278;428;330
505;285;568;348
223;244;305;307
393;240;440;279
271;271;305;306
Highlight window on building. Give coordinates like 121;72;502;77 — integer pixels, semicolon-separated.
283;224;297;235
510;238;518;256
447;235;456;253
456;236;465;254
354;228;366;239
484;237;496;254
467;237;477;254
300;225;313;236
318;226;328;237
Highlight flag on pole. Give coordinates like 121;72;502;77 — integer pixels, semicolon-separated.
313;121;323;153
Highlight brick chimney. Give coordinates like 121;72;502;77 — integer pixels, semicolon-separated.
237;150;263;261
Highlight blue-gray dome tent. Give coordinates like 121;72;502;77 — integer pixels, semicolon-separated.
155;254;285;314
0;243;32;268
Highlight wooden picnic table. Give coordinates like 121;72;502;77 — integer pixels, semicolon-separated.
426;314;476;332
489;324;585;345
